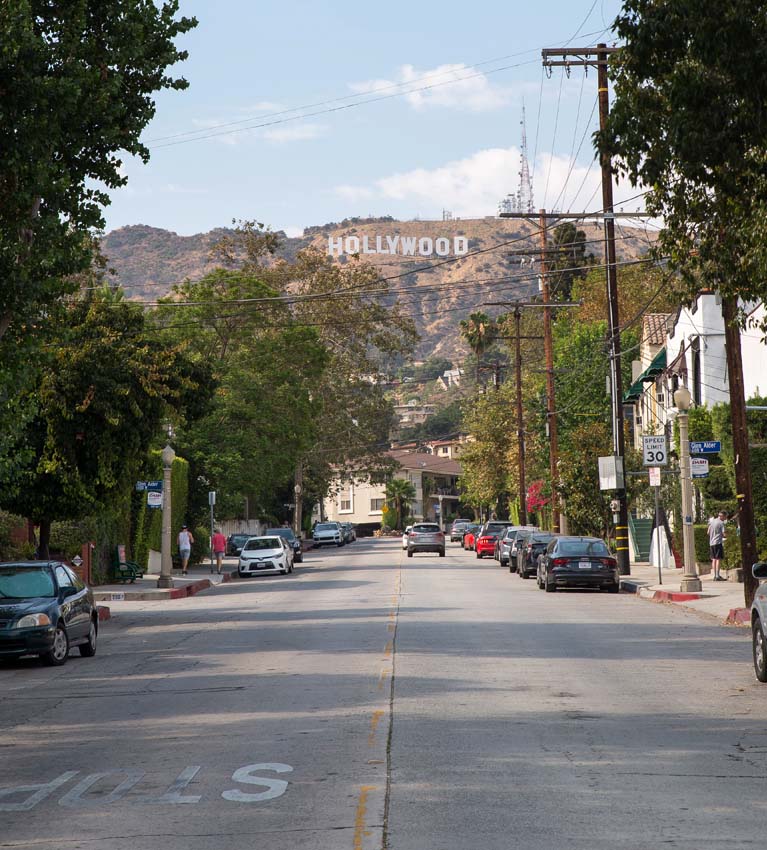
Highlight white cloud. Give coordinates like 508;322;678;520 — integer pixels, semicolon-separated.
262;123;326;143
334;147;651;219
351;63;510;112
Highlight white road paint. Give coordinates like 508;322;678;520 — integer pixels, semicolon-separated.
0;763;292;810
221;763;293;802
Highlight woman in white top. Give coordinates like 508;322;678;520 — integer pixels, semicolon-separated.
178;525;194;575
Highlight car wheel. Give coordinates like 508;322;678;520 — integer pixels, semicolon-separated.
545;574;556;592
439;549;445;557
407;550;413;558
79;617;98;657
753;616;767;682
337;541;343;547
607;582;620;594
476;551;481;559
42;625;69;666
537;573;543;589
296;554;303;563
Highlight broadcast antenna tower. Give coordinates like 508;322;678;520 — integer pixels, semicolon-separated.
498;104;535;215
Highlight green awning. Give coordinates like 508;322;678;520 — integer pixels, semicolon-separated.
623;347;666;403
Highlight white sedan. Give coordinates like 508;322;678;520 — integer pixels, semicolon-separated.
402;525;412;550
238;536;294;577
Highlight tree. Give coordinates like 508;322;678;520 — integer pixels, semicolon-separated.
384;478;416;531
0;291;210;557
460;313;497;384
600;0;767;603
0;1;196;339
548;223;594;302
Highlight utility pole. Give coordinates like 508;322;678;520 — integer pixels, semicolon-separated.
293;462;304;539
514;307;527;525
539;208;561;533
722;295;758;605
541;44;628;573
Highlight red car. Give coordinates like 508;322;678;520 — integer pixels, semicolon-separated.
475;531;500;558
462;525;480;550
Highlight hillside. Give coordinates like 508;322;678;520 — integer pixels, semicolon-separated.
101;217;653;361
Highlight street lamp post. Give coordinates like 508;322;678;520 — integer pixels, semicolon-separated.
674;387;702;593
158;443;176;589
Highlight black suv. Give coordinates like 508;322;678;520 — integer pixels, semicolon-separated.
266;528;303;563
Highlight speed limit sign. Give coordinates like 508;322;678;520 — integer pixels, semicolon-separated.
642;435;668;466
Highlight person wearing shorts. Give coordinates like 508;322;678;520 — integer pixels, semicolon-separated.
178;525;194;575
211;527;227;575
708;511;726;580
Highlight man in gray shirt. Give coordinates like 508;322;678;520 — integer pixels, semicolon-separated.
708;511;727;581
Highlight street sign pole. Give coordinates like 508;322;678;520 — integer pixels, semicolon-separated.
208;491;216;574
654;484;662;586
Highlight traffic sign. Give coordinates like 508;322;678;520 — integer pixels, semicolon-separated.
691;457;709;478
689;440;721;454
648;466;661;487
147;491;163;509
71;555;83;568
642;435;668;466
208;490;216;506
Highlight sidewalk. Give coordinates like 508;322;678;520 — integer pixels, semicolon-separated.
93;558;239;602
620;561;751;626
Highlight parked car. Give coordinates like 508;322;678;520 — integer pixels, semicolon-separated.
340;522;356;543
751;561;767;681
537;536;619;593
517;531;558;578
450;519;472;542
513;529;536;573
402;525;413;550
475;526;504;559
226;533;251;557
407;523;446;557
265;527;303;563
312;522;344;547
496;525;539;568
462;524;481;550
0;561;98;666
238;536;294;577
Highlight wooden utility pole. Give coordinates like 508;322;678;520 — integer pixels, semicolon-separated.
514;307;527;526
539;209;560;533
722;295;758;605
540;44;628;572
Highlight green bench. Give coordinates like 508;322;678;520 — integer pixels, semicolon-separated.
114;544;144;583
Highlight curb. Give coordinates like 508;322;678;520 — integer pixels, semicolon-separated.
93;571;235;602
725;607;751;626
97;605;111;622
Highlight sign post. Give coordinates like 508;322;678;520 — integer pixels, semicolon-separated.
208;491;216;574
642;441;667;584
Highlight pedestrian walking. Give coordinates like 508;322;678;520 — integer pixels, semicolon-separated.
708;511;727;581
178;525;194;575
211;527;227;575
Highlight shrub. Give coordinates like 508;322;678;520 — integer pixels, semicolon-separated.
693;524;710;565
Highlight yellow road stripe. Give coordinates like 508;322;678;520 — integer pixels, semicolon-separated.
353;785;377;850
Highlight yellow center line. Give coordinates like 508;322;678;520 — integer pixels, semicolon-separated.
353;785;377;850
367;709;385;745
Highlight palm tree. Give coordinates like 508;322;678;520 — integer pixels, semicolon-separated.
459;311;496;384
385;477;417;531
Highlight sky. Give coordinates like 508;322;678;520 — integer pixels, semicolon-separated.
105;0;644;237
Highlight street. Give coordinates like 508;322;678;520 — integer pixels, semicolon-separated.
1;538;765;849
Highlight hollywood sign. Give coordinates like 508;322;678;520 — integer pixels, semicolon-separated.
328;234;469;257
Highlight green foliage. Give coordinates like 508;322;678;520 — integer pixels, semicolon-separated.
548;223;595;302
460;312;497;383
0;511;27;560
601;0;767;306
139;454;190;567
693;524;711;565
557;421;613;537
384;478;416;530
0;1;196;336
398;400;463;443
381;505;398;531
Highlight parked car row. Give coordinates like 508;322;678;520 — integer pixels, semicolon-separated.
312;521;356;547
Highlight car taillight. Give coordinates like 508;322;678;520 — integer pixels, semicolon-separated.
552;557;568;566
600;557;617;567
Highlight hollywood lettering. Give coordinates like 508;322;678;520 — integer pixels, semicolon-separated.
328;234;469;257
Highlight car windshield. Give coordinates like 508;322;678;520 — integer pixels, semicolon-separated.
412;524;440;533
557;539;610;557
532;534;556;545
244;538;281;551
315;523;337;532
231;535;249;543
267;528;295;541
0;566;56;599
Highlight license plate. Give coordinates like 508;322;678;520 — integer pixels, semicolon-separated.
578;560;591;569
257;561;272;570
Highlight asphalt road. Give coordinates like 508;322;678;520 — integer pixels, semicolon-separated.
1;538;765;849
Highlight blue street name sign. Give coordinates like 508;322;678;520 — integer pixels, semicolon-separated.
689;440;721;454
135;480;163;492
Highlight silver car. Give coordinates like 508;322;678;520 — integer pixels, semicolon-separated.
313;522;344;547
751;562;767;681
406;523;445;558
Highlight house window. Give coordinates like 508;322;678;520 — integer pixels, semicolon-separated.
370;498;385;512
440;446;449;455
340;498;351;511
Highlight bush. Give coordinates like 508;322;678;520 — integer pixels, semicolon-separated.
0;511;28;560
693;524;710;565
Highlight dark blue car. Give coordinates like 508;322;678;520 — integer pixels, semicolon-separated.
0;561;98;665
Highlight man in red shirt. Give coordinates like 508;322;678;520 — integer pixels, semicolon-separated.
211;527;227;575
